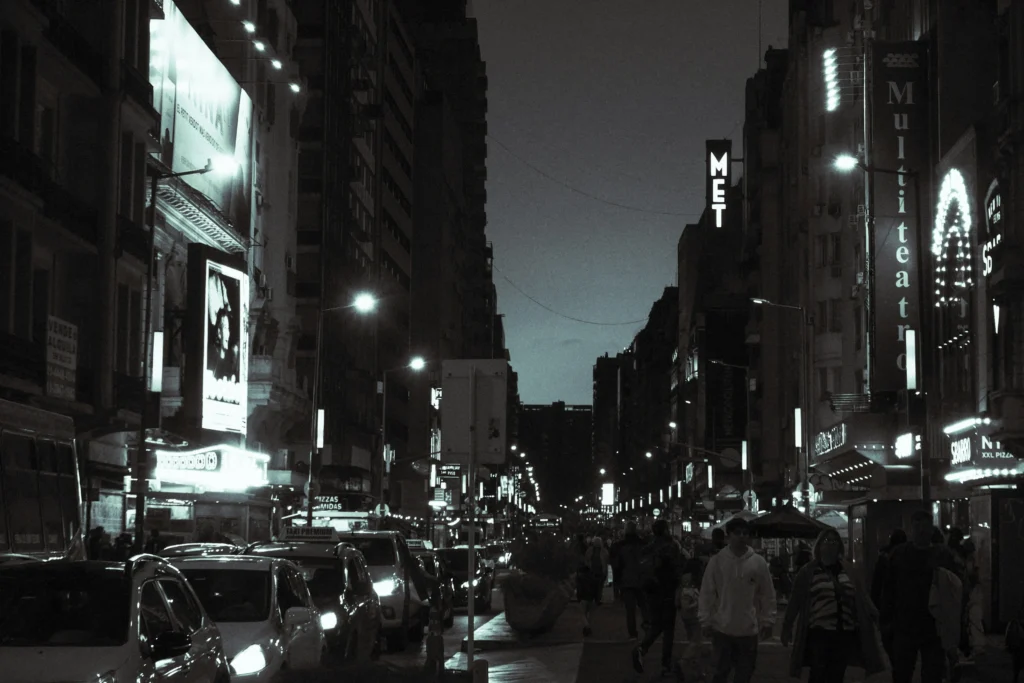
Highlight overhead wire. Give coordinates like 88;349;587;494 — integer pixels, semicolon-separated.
487;135;703;218
493;264;649;327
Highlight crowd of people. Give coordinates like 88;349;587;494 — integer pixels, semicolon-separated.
85;527;166;560
566;512;1006;683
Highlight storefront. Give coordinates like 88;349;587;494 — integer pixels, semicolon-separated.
127;444;274;545
941;417;1024;631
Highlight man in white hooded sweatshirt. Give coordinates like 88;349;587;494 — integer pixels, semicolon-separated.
698;517;776;683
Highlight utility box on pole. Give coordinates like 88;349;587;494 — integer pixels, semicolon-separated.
440;359;508;466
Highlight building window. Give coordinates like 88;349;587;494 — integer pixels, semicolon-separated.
816;233;841;267
830;298;841;332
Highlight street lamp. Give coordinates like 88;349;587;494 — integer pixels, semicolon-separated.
599;468;606;476
751;296;814;512
645;451;653;459
668;421;677;430
379;357;429;501
306;292;378;525
833;153;932;504
134;157;238;550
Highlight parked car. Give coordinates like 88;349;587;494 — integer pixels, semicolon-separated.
437;547;494;613
244;527;382;661
413;550;455;628
0;555;230;683
337;530;429;651
171;555;325;682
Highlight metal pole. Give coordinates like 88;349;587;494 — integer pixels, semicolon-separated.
862;3;875;395
134;173;159;552
466;364;477;667
306;304;324;527
804;311;815;514
911;171;932;506
380;370;388;502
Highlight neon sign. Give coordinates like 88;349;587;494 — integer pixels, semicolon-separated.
706;140;732;228
153;445;269;489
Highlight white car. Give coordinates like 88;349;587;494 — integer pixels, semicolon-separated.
0;556;231;683
172;556;326;682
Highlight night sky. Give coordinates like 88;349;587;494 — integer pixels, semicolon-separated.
475;0;789;405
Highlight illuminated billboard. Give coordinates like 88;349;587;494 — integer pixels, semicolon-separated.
705;140;732;228
150;0;253;229
202;259;249;433
153;446;269;489
601;482;615;507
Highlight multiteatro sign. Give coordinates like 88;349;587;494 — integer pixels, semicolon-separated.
153;445;269;490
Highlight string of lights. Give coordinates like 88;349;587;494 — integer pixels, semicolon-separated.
493;264;649;327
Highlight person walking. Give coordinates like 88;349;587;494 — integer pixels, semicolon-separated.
870;527;907;662
781;529;887;683
580;536;609;636
881;510;960;683
631;519;684;677
697;517;776;683
613;521;650;640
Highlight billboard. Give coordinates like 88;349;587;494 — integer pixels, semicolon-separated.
186;245;249;435
150;0;253;230
871;42;929;392
46;316;78;401
440;360;508;466
705;140;732;228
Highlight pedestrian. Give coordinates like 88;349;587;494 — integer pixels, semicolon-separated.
87;526;105;560
612;521;650;641
781;528;887;683
881;510;961;683
711;527;726;554
697;517;776;683
631;519;684;677
579;536;608;636
870;528;907;607
144;529;163;554
572;533;588;601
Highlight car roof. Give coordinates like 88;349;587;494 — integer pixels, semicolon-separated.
246;540;351;560
337;530;399;539
0;560;128;577
170;555;279;571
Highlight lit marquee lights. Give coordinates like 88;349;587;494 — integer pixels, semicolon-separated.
932;168;973;307
823;48;841;112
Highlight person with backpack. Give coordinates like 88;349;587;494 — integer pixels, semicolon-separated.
631;519;684;677
579;536;609;635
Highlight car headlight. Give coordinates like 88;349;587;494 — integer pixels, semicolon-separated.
231;644;268;676
320;611;338;630
461;579;479;589
374;579;397;596
86;672;117;683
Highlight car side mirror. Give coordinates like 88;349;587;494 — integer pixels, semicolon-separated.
284;606;312;627
151;631;192;661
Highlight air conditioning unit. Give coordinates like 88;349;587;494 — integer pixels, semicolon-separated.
855;272;865;285
257;272;268;288
831;265;842;279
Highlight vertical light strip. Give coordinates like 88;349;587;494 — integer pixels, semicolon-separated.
905;329;918;390
741;440;748;471
150;331;164;392
315;408;325;449
794;408;803;448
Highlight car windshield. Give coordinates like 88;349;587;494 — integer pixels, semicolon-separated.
181;569;271;622
0;566;130;646
295;563;347;598
341;538;396;567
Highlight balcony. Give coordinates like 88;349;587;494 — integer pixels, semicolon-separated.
117;215;149;263
122;61;158;120
37;2;108;88
0;333;44;385
0;136;99;245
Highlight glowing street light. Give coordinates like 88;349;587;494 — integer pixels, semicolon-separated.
511;445;517;451
645;451;653;459
599;468;606;475
409;356;427;371
353;292;377;312
669;421;677;429
833;154;860;172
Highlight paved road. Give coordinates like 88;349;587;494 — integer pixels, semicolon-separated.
384;585;504;668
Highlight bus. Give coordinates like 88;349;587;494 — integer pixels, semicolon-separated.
0;398;84;561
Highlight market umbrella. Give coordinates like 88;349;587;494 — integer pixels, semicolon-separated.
748;504;830;539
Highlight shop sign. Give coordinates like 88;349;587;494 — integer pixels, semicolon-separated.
814;423;847;459
313;495;346;513
872;42;928;392
153;445;269;489
439;463;461;478
982;181;1003;279
706;139;732;228
951;435;972;466
46;316;78;401
948;432;1016;469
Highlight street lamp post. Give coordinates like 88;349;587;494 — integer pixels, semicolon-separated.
306;292;378;526
134;158;238;551
379;356;427;503
834;154;932;504
751;297;815;512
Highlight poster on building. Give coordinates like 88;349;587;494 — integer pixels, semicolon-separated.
705;139;732;228
46;316;77;401
150;0;253;230
201;259;249;433
871;42;929;392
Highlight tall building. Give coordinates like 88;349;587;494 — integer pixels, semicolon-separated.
517;402;593;510
592;353;622;481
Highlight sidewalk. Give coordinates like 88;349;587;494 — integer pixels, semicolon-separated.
452;589;1019;682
